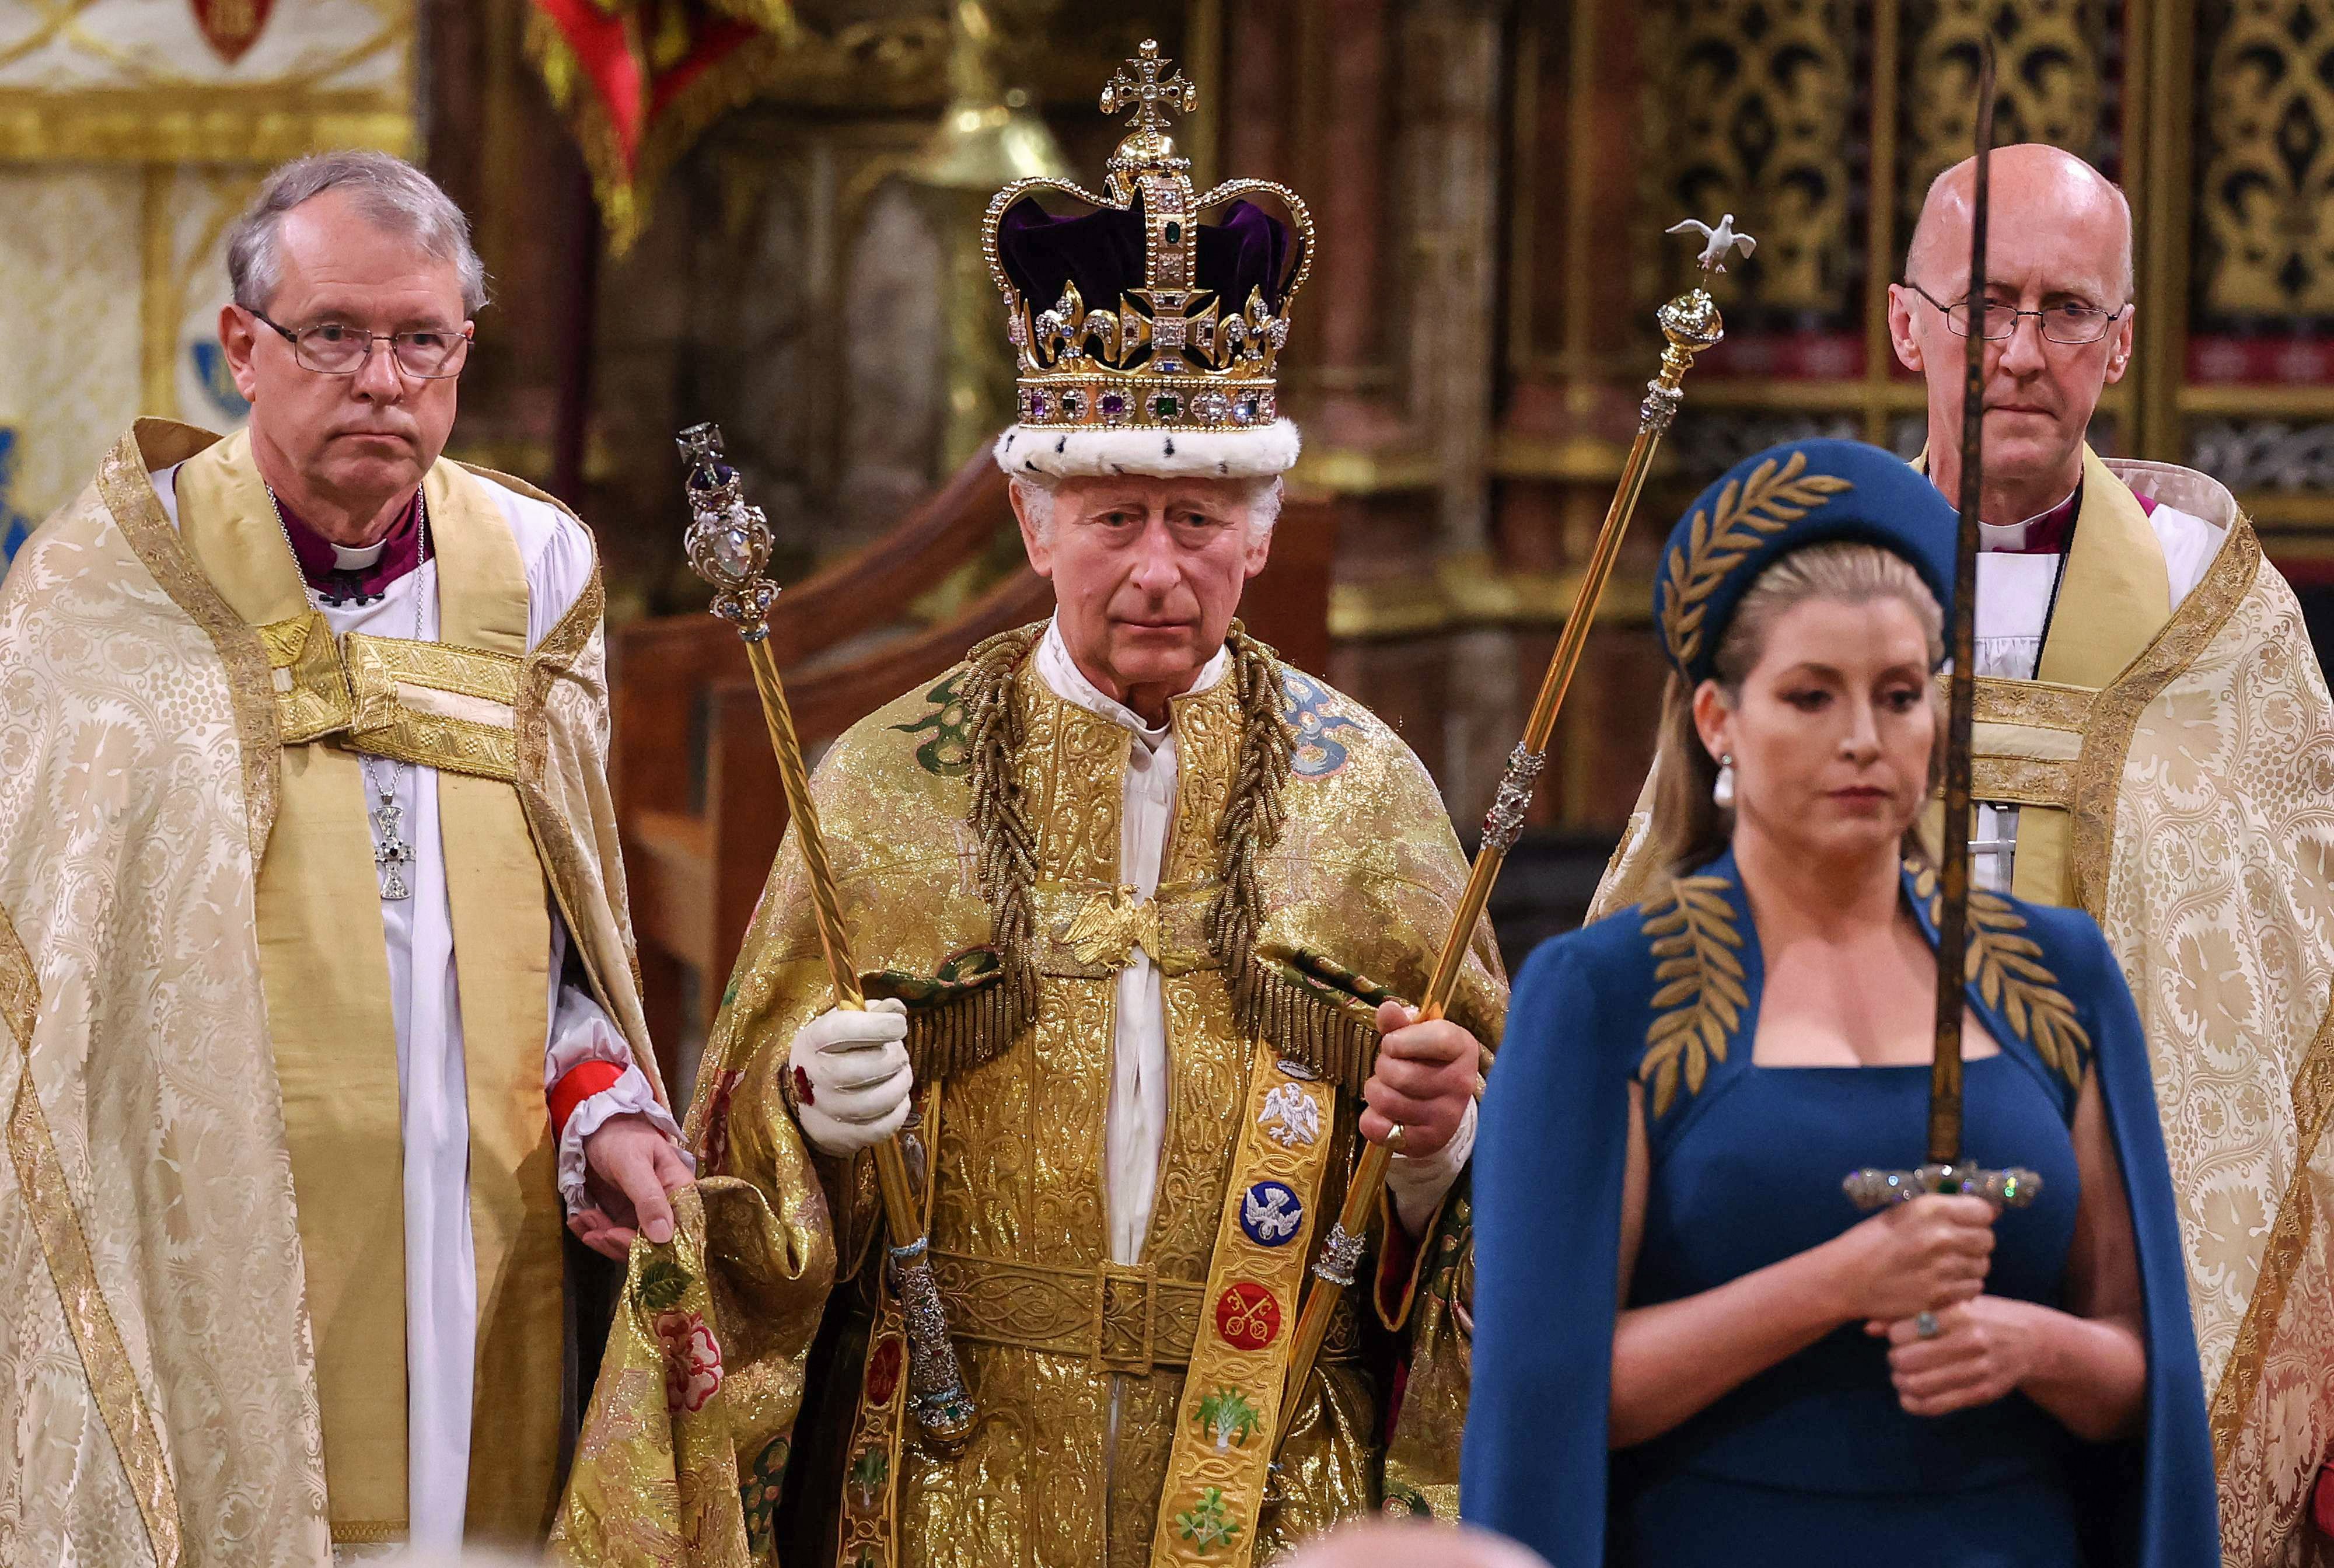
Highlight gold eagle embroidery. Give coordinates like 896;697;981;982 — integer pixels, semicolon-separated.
1638;875;1747;1116
1058;884;1162;969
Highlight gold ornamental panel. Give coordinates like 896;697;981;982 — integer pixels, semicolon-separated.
2197;0;2334;315
1659;0;1856;315
1901;0;2106;233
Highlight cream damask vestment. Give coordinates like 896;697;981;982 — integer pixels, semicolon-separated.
1595;449;2334;1567
0;421;672;1564
554;622;1502;1567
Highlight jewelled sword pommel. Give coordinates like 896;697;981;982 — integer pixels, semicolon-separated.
1844;1162;2043;1210
677;422;779;635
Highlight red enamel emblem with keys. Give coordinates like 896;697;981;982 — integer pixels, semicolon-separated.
1214;1283;1281;1350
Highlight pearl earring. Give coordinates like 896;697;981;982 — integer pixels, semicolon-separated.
1712;753;1735;809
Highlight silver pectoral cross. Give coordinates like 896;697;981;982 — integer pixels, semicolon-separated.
372;798;414;900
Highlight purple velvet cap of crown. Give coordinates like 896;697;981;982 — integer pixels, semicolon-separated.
995;191;1300;317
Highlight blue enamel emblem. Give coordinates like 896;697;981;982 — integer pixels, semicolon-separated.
1239;1181;1304;1247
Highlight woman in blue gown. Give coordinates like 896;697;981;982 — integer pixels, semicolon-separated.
1459;439;2216;1566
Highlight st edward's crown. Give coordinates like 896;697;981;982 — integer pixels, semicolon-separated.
983;40;1313;477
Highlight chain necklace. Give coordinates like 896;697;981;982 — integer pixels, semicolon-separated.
265;485;428;901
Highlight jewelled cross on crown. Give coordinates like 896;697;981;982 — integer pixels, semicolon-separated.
1100;39;1196;133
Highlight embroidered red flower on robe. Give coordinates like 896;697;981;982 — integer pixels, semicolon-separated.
654;1308;724;1413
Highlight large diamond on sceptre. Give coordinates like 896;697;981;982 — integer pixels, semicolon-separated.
679;424;781;634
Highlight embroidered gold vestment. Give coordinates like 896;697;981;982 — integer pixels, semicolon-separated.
554;631;1503;1567
0;421;668;1564
1595;453;2334;1566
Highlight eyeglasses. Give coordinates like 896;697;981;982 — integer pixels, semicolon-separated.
249;309;473;379
1902;281;2127;345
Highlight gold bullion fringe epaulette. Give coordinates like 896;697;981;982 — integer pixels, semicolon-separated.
905;617;1377;1092
1232;958;1382;1099
903;983;1019;1081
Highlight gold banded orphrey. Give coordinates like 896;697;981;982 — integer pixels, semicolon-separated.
1152;1045;1339;1565
252;614;526;782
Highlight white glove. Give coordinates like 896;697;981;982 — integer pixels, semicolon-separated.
788;997;913;1157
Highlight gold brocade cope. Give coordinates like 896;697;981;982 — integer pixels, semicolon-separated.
173;428;561;1543
610;637;1504;1567
1588;455;2334;1562
1;420;669;1563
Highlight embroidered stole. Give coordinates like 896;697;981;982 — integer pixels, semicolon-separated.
1920;444;2176;905
1151;1045;1336;1565
173;430;564;1543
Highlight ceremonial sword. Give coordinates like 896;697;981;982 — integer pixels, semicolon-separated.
1844;41;2043;1215
677;424;976;1455
1276;223;1749;1429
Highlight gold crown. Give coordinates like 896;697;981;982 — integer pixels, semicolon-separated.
981;41;1315;436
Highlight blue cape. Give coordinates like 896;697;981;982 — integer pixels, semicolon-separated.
1459;852;2217;1564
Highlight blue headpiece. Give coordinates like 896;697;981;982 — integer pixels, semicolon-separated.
1653;438;1957;685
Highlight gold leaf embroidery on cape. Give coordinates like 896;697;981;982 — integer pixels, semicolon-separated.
1638;875;1746;1116
1659;451;1855;670
1908;858;2090;1087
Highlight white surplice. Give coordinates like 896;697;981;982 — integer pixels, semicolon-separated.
1032;620;1470;1264
1970;487;2228;892
155;466;685;1551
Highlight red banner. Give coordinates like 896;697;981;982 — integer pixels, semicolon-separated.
526;0;795;253
190;0;275;64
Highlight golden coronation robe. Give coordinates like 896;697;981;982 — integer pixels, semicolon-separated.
0;421;668;1563
554;624;1503;1567
1595;449;2334;1567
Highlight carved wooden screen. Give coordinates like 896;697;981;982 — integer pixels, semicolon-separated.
1512;0;2334;578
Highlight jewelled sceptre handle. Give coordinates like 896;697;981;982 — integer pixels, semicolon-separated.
677;424;974;1455
1276;224;1745;1434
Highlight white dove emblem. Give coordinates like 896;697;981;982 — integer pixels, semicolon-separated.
1243;1183;1303;1244
1666;213;1758;274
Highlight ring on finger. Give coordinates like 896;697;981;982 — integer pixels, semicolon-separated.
1914;1309;1941;1340
1386;1123;1408;1154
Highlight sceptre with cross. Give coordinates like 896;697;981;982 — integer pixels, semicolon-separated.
672;424;977;1456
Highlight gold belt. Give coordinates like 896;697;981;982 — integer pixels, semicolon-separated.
924;1249;1359;1375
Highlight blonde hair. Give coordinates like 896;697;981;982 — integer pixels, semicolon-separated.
1651;541;1947;877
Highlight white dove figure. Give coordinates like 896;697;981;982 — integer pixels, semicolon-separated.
1667;213;1758;273
1242;1184;1303;1244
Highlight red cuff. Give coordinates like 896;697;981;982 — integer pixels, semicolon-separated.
2314;1463;2334;1538
550;1061;627;1139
